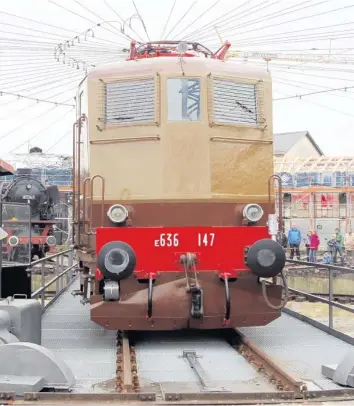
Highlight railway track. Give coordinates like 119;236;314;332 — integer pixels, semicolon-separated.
112;328;306;403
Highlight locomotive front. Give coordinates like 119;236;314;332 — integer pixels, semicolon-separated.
1;168;59;261
74;41;286;330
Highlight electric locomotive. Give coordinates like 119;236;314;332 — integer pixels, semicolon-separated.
72;40;287;330
1;168;60;262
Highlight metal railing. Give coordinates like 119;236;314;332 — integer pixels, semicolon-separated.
284;258;354;345
29;248;78;312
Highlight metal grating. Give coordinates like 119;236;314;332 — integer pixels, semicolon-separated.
41;279;117;390
105;78;155;125
212;78;258;125
239;312;354;390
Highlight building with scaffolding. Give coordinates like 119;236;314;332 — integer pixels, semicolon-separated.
275;155;354;244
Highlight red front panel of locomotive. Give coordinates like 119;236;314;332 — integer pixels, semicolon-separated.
96;226;269;277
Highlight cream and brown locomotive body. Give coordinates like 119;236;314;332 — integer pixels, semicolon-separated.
73;41;286;331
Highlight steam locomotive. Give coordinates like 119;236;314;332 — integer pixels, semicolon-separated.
1;168;60;262
73;40;287;331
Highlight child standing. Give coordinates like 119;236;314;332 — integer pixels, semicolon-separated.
309;231;320;263
304;231;312;262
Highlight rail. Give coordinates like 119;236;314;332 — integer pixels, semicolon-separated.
29;248;78;312
284;258;354;345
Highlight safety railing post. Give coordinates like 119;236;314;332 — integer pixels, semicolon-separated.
56;256;60;295
60;253;64;290
329;266;334;329
68;250;73;283
41;262;45;308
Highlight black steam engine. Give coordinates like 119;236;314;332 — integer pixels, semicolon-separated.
1;168;60;261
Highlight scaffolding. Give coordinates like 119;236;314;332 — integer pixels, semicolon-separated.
274;156;354;244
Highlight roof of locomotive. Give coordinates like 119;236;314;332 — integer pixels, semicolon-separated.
88;56;271;81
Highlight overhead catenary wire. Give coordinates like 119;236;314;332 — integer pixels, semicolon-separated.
104;0;145;42
8;108;75;154
131;0;150;41
160;0;177;39
273;85;354;101
273;90;354;118
178;0;254;40
72;0;136;42
0;91;74;107
164;1;198;39
0;96;74;120
201;3;354;44
207;21;354;47
187;0;285;41
48;0;133;45
194;0;329;42
171;0;224;40
0;19;128;47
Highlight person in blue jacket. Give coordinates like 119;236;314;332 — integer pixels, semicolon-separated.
288;223;301;260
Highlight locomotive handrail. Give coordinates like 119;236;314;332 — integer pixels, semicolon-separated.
72;114;86;246
72;121;78;244
83;177;91;235
268;174;283;232
90;174;105;233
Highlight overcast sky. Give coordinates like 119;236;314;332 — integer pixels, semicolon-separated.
1;0;354;164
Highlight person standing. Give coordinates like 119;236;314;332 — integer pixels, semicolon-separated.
334;228;344;265
288;223;301;260
304;231;312;262
345;228;354;266
309;231;320;263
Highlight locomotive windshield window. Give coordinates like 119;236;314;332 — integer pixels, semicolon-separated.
105;78;155;125
212;78;258;125
167;78;200;121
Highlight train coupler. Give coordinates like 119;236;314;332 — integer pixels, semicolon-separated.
190;286;204;319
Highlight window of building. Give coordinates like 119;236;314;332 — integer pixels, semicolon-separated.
212;78;258;125
105;78;155;125
167;78;201;121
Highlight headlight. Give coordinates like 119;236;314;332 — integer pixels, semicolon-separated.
107;204;129;224
46;235;56;246
8;236;19;247
243;204;264;223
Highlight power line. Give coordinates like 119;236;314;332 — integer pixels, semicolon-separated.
191;0;284;41
160;0;177;39
208;3;354;43
48;0;131;45
131;0;150;41
171;0;224;40
0;91;74;106
196;0;327;41
179;0;253;40
164;1;198;39
273;90;354;118
273;85;354;100
104;0;145;42
210;21;354;46
8;108;75;154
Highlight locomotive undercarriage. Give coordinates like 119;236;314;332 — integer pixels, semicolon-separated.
88;271;283;330
74;248;285;331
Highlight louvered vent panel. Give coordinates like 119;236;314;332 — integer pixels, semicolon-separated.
212;78;258;125
105;78;155;125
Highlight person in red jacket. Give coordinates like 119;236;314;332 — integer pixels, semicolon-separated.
309;231;320;263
